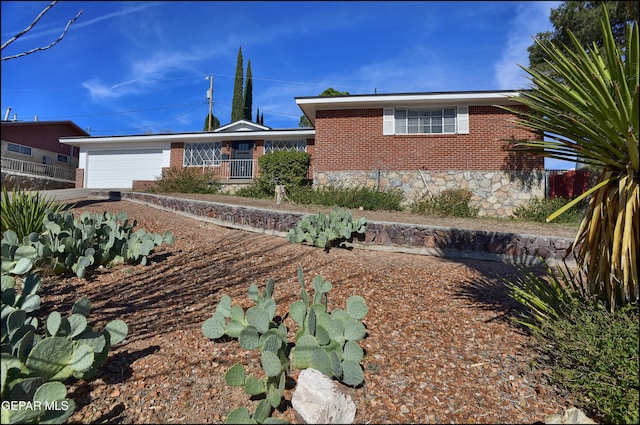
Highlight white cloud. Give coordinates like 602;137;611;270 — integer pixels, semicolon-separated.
3;2;163;44
494;1;561;90
83;49;204;100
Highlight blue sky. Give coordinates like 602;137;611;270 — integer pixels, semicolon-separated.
1;1;573;168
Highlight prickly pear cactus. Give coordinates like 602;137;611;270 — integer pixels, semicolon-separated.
286;207;366;251
1;209;174;279
1;273;128;424
202;266;368;423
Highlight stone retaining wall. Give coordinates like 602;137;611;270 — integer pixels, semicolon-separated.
92;191;577;267
2;172;75;191
314;169;545;218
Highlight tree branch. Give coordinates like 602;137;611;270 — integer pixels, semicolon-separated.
1;2;83;61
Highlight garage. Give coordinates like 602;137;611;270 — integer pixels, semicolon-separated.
86;149;164;188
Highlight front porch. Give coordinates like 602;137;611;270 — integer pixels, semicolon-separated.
195;158;258;180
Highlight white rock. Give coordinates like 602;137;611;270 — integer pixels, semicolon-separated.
544;406;597;424
292;368;356;424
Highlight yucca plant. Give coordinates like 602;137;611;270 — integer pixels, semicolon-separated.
1;186;64;241
503;7;638;311
504;259;589;334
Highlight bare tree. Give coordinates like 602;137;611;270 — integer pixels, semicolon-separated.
1;0;82;61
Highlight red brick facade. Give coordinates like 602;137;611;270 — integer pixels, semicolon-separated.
313;105;542;172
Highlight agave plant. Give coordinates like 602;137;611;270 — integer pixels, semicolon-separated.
1;186;64;241
503;7;638;311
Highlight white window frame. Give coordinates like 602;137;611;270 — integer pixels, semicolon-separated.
394;107;457;134
7;142;32;156
264;139;307;154
183;142;222;166
383;105;469;135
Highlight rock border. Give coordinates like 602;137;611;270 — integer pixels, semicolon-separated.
90;191;578;267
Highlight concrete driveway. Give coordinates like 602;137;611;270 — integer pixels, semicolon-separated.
8;188;129;202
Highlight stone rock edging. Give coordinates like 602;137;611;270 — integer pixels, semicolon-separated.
91;191;577;267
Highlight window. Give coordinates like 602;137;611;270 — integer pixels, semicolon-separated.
394;107;457;134
7;143;32;156
264;140;307;154
183;142;221;166
57;154;69;163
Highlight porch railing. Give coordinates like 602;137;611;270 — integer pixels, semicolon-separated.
197;159;257;180
1;156;75;181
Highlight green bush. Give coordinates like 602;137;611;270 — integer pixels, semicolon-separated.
504;262;639;424
289;186;404;211
1;186;64;241
235;182;273;199
535;300;638;424
256;151;311;195
149;166;221;194
512;197;585;224
411;188;479;218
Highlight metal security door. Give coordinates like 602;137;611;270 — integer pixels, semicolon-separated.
231;141;254;178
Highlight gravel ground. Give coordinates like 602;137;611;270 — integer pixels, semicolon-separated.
32;196;575;424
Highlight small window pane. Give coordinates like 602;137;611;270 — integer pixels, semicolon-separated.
7;143;31;155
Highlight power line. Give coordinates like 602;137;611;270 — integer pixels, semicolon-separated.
89;102;207;135
37;101;206;119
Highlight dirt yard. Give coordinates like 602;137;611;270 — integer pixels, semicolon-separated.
33;196;575;424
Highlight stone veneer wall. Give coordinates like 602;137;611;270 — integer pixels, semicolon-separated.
2;172;75;190
92;191;577;267
313;169;545;217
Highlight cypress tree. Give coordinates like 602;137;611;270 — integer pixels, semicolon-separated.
243;60;253;121
203;113;220;131
231;46;244;122
255;107;260;123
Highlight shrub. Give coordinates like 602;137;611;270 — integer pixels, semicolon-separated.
504;260;587;333
202;267;368;423
235;182;272;199
534;300;638;424
512;197;585;224
504;261;639;424
411;188;479;218
289;186;404;211
256;151;311;195
150;166;220;194
1;186;64;241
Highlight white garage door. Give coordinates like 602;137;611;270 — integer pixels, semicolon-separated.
86;149;163;188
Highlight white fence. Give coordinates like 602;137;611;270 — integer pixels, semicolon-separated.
1;156;75;181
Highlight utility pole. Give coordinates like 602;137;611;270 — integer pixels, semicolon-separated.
206;75;214;131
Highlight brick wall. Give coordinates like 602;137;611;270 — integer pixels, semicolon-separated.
170;142;184;169
313;105;542;172
75;168;84;188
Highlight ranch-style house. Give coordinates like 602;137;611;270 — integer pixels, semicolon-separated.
62;90;544;217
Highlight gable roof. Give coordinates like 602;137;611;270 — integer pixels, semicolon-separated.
295;90;523;125
214;119;270;133
1;120;89;136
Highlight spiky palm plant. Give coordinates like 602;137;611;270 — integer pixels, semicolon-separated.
503;8;638;311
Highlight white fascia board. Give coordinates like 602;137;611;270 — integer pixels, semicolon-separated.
61;129;315;146
295;91;523;124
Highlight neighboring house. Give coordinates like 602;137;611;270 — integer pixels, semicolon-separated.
1;120;88;188
63;90;544;216
63;120;314;190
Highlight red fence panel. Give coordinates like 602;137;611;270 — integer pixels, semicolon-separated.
548;169;591;199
